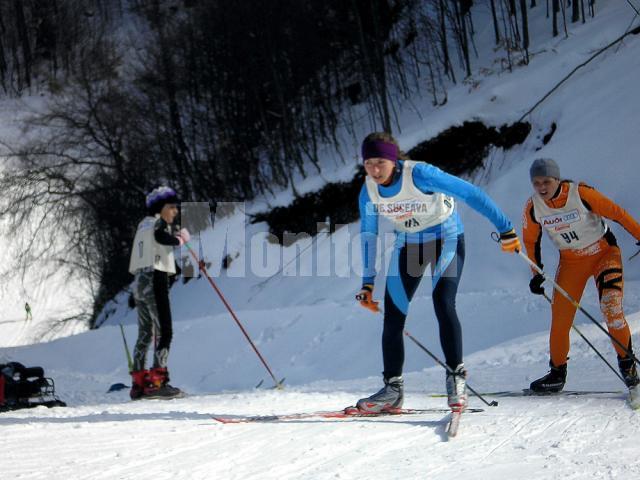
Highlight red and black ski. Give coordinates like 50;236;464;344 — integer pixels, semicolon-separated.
212;406;483;424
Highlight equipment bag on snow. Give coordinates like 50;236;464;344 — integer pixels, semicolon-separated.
0;362;66;412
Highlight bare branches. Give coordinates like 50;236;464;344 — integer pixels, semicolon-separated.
0;1;608;329
0;1;123;97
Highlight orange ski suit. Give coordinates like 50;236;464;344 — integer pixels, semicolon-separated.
522;181;640;367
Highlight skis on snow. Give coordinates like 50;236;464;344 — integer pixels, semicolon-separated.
212;406;484;424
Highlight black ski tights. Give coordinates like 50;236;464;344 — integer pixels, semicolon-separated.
382;234;465;378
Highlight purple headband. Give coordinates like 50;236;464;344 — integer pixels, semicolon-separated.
361;140;399;163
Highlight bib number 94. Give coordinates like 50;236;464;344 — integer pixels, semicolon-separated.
560;231;579;244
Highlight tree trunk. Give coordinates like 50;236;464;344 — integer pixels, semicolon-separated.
439;0;456;82
0;9;7;92
511;0;521;42
489;0;501;45
520;0;530;63
452;0;471;78
370;0;392;133
147;4;192;199
571;0;580;22
13;0;32;89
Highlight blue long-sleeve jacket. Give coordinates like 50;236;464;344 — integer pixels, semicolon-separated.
359;160;513;285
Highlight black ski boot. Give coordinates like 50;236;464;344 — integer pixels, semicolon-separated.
618;356;640;388
144;368;184;399
618;356;640;409
530;361;567;393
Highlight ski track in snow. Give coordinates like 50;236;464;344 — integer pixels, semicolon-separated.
1;392;639;479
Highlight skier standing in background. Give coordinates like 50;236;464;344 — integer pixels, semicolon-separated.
523;158;640;406
128;186;190;400
355;132;520;413
24;302;32;321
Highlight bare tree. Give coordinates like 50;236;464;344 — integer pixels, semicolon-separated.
520;0;530;63
0;33;149;327
489;0;502;45
571;0;580;22
0;0;604;325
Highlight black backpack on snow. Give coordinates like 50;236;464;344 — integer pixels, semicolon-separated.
0;362;66;412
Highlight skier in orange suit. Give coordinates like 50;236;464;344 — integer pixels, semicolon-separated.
522;158;640;407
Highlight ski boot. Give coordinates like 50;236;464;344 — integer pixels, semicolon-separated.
146;367;183;399
446;364;468;412
356;375;404;413
618;356;640;409
130;370;148;400
530;361;567;393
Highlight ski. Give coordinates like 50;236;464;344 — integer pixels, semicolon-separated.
135;390;188;400
502;389;623;398
629;387;639;410
212;406;484;424
0;398;66;412
446;408;462;438
429;390;622;398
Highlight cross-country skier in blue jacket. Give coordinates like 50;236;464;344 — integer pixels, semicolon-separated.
355;132;520;413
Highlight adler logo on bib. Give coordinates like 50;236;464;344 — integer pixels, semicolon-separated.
541;209;581;232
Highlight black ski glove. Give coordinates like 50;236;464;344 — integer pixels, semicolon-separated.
529;273;545;295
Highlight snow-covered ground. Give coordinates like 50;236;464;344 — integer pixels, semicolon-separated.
2;1;640;478
2;314;639;480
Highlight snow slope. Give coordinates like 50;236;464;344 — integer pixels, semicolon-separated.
2;1;640;479
0;95;89;346
1;314;640;480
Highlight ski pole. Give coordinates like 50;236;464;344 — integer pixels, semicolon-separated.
119;323;133;373
542;294;625;384
517;250;640;366
184;243;285;389
404;330;499;407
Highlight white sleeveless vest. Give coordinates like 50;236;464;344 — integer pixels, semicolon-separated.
128;216;176;274
532;182;607;250
365;160;455;233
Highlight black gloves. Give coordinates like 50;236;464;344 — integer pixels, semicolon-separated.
529;273;545;295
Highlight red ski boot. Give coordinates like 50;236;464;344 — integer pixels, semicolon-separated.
130;370;149;400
